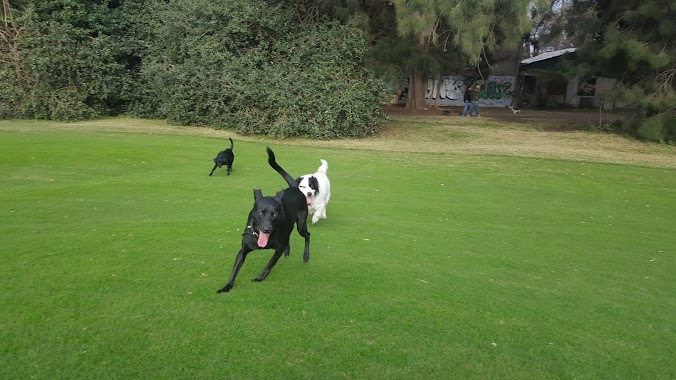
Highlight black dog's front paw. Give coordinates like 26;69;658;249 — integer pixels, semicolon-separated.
217;284;233;293
252;271;270;282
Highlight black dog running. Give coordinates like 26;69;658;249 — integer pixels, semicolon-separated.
217;148;311;293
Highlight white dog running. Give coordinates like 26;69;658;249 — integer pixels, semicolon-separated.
297;159;331;225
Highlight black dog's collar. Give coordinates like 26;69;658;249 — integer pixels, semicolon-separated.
247;225;258;237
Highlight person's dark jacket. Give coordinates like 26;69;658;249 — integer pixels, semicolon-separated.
463;87;472;102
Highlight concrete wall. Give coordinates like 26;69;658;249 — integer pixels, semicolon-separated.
565;77;617;110
421;76;516;107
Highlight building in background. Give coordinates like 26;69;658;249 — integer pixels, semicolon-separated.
519;48;617;110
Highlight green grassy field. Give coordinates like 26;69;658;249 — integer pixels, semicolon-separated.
1;118;674;379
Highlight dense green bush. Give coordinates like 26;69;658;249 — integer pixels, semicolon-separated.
2;0;386;138
229;21;386;138
637;114;676;144
136;0;385;138
133;0;287;124
0;2;136;120
0;69;23;118
614;82;676;143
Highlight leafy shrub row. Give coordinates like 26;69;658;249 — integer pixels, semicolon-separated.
1;0;386;138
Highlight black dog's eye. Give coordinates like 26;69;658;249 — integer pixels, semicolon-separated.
271;212;278;218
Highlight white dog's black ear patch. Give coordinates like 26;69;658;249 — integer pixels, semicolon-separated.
308;176;320;194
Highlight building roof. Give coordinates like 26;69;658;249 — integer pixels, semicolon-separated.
521;48;577;65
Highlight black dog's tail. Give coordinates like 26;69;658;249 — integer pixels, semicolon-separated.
267;147;296;188
229;137;233;150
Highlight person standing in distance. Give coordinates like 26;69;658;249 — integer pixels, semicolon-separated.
462;85;473;117
470;84;481;117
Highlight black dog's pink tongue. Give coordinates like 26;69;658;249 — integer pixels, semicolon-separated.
306;196;312;205
257;231;270;248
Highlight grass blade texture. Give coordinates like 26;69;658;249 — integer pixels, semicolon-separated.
1;118;674;379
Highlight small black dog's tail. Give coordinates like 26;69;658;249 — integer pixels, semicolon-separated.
229;137;234;150
266;147;296;188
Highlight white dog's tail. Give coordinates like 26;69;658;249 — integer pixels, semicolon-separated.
317;159;328;174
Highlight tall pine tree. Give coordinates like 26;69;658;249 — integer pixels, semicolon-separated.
546;0;676;142
392;0;537;109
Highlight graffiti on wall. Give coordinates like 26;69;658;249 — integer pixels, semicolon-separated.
425;76;516;107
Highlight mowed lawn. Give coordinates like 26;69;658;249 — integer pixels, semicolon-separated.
1;119;674;379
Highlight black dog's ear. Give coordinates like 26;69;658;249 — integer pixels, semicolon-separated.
309;176;320;193
274;190;284;202
253;189;263;201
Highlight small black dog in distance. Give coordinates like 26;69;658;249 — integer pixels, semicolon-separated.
209;138;235;176
217;147;311;293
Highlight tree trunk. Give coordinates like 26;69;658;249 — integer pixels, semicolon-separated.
405;71;428;110
431;76;441;109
